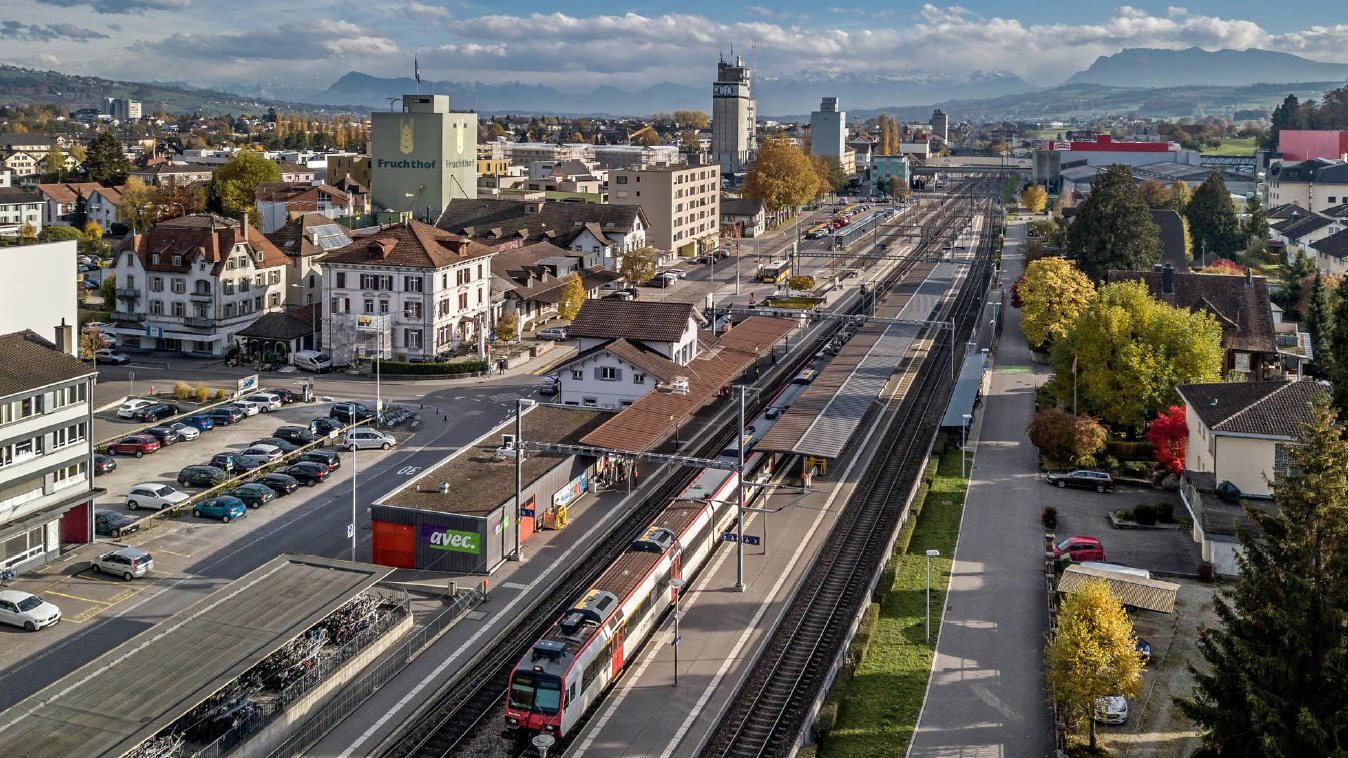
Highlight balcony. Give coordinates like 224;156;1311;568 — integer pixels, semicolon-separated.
189;291;213;301
184;316;217;329
115;287;140;298
111;311;145;323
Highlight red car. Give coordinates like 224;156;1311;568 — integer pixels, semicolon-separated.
1053;536;1106;563
109;435;161;458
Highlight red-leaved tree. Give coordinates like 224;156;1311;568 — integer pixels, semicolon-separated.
1011;275;1024;308
1146;405;1187;475
1028;408;1107;465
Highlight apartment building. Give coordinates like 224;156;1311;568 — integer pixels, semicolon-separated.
0;330;99;576
0;187;43;237
608;164;720;256
321;220;497;363
105;98;142;121
109;215;291;356
0;240;78;340
328;153;371;190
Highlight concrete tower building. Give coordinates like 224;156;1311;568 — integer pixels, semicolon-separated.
371;94;477;222
810;97;846;158
712;55;756;176
931;109;949;143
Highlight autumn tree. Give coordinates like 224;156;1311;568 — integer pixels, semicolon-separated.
84;132;131;185
787;275;816;293
673;110;710;129
41;145;68;183
741;137;820;213
99;272;117;305
494;312;519;342
115;177;158;233
1021;184;1047;213
1170;180;1192;212
216;149;281;225
1047;579;1144;750
1017;257;1095;348
1049;280;1224;427
1145;405;1187;476
1178;394;1348;756
1065;164;1162;281
679;129;701;154
618;246;659;286
1027;408;1107;465
1136;178;1173;209
1326;276;1348;416
556;273;586;320
1185;172;1243;260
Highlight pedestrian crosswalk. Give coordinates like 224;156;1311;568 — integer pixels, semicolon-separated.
488;391;522;404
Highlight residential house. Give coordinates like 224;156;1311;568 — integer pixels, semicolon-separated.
1271;212;1341;263
35;182;104;227
109;215;291;356
254;182;354;233
490;241;618;331
330;175;370;215
1;151;41;187
126;163;214;187
721;197;766;238
0;133;55;160
326;154;370;190
0;330;100;577
1107;265;1282;379
552;299;707;409
0;187;43;237
1266;159;1348;212
869;155;912;194
1177;380;1321;575
86;186;124;231
437;198;648;270
265;212;352;308
321;221;498;363
275;161;317;183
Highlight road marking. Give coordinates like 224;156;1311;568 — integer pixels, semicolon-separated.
43;590;114;605
397;466;422;476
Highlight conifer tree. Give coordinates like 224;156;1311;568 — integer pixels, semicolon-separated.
1185;172;1243;259
1065;164;1162;281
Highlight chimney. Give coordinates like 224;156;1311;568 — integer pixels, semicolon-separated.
1161;263;1174;295
54;320;74;356
368;238;396;260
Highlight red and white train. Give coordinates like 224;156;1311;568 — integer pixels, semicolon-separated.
504;380;808;738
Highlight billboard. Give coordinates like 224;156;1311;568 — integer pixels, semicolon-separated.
419;524;481;554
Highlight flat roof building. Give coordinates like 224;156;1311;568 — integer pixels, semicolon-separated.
609;164;720;256
810;97;846;159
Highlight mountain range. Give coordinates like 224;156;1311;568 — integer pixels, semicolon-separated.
1067;47;1348;88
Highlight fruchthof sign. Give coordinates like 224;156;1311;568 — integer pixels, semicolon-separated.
420;524;481;554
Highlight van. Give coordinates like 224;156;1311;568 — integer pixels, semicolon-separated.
293;350;333;373
245;393;283;412
345;428;396;451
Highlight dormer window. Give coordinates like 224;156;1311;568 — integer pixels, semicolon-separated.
151;254;160;264
172;255;182;266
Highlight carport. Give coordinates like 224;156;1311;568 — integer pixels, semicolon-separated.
1057;564;1180;614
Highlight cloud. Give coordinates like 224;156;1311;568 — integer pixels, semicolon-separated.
395;1;453;26
33;0;192;14
0;20;109;41
136;19;398;63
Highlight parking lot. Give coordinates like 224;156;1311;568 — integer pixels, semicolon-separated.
1040;479;1202;576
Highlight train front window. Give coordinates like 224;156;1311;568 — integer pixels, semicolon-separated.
510;673;562;715
509;674;536;711
534;677;562;715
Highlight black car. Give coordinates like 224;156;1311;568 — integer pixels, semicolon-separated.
253;437;301;453
209;452;258;475
299;449;341;471
267;388;297;404
309;418;344;437
283;461;330;486
144;426;184;445
1045;469;1116;492
178;464;228;488
273;426;320;446
95;511;139;538
203;408;244;425
93;453;117;476
250;472;300;496
330;402;374;424
134;403;180;422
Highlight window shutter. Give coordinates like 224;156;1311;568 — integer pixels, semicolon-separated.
594;367;603;380
613;368;622;381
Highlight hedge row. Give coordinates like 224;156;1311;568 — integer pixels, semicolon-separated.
378;360;489;375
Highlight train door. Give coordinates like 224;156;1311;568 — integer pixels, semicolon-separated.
611;625;625;676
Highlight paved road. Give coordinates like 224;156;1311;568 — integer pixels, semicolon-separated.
908;219;1054;757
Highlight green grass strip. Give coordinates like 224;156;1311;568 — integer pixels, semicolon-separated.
818;447;970;758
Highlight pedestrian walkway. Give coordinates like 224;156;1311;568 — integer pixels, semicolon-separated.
908;220;1053;757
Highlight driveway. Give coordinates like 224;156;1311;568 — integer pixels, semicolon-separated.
1040;484;1201;576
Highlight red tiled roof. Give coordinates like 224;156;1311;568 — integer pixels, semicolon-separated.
36;182;104;204
567;299;699;343
322;220;495;269
116;215;288;275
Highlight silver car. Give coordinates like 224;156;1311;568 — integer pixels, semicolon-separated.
91;547;154;581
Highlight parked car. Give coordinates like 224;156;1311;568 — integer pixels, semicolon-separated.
94;511;139;538
192;496;248;523
244;393;283;412
1136;638;1152;664
109;434;160;457
283;461;330;486
250;472;300;496
536;327;568;341
663;268;687;279
82;321;111;333
179;414;216;431
92;349;130;365
144;426;184;446
267;388;297;404
293;350;333;373
167;422;202;440
330;402;375;424
0;590;61;631
299;449;341;471
310;417;345;438
126;483;190;511
1094;696;1129;725
116;399;155;419
273;426;320;446
202;408;243;425
345;428;396;451
228;483;277;509
1052;536;1107;563
91;547;153;581
604;291;635;301
539;375;559;396
224;401;261;417
134;403;180;422
252;437;300;453
178;465;229;488
236;445;284;467
1045;469;1115;492
209;452;257;475
93;454;117;476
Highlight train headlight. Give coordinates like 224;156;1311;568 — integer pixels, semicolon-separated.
544;725;556;731
507;717;519;725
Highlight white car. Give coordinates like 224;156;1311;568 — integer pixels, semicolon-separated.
168;422;201;440
1094;696;1129;725
0;590;61;631
237;444;284;466
93;349;130;365
82;321;112;333
663;268;688;279
344;428;396;451
116;399;155;419
125;483;191;511
245;393;283;412
536;327;568;341
225;401;261;416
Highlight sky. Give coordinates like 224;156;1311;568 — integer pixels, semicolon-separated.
5;1;1348;94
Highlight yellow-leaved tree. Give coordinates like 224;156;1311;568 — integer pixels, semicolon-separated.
1021;184;1048;213
1018;258;1095;348
557;273;586;320
741;137;821;213
1045;579;1145;750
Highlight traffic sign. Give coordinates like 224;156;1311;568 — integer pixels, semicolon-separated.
672;635;682;646
346;523;354;539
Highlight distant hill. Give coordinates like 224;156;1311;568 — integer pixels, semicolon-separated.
1066;47;1348;88
0;64;361;116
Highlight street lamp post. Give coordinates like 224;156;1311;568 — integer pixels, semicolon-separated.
351;440;358;562
925;549;940;642
669;577;685;686
961;413;972;479
513;398;533;561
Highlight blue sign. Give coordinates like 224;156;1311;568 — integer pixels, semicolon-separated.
744;535;761;546
721;531;738;542
519;507;535;517
672;635;682;646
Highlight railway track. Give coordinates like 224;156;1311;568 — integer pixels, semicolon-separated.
376;182;993;758
700;185;1000;758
